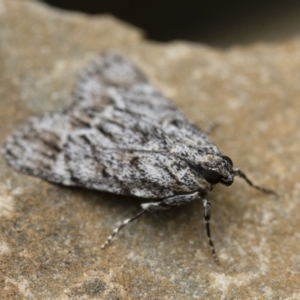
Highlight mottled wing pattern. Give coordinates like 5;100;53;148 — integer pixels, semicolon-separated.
70;52;211;150
3;52;215;198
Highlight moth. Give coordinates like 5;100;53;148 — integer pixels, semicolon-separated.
3;52;274;263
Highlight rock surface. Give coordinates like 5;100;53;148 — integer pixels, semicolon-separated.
1;0;300;299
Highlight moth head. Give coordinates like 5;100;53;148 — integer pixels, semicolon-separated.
202;155;234;187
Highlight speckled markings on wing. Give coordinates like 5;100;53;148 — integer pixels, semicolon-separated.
3;52;274;263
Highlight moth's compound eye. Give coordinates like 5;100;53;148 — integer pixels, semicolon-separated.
204;169;221;184
221;155;233;166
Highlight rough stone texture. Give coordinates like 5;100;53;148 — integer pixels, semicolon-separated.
0;0;300;299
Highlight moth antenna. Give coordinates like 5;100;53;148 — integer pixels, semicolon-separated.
202;199;220;264
233;168;276;195
101;209;147;249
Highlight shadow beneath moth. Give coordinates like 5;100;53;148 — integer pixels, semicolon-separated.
3;52;275;263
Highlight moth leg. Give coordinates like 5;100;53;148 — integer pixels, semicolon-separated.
143;194;221;263
233;168;276;194
101;209;147;249
202;198;220;264
101;192;199;249
141;191;199;211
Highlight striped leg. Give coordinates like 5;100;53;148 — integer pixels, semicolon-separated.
202;198;220;264
101;192;199;249
101;209;147;249
233;168;276;194
101;201;168;249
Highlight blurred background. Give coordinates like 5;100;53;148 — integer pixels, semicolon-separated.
40;0;300;48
